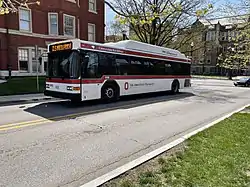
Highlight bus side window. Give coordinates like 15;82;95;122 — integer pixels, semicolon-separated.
115;55;129;75
142;59;154;75
129;57;144;75
165;61;173;75
98;52;117;76
152;60;165;75
86;52;99;78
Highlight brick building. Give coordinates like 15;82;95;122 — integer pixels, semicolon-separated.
0;0;105;78
189;16;250;76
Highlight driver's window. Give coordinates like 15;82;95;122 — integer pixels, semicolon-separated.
86;52;98;78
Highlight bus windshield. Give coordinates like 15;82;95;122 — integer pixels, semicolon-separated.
47;50;80;79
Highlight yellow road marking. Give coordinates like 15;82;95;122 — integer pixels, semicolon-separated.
0;103;135;131
0;94;181;132
0;107;110;131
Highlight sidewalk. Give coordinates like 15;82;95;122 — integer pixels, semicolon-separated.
0;93;54;105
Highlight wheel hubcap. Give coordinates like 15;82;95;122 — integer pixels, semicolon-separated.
105;88;114;98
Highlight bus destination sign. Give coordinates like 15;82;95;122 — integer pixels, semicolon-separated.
50;42;72;52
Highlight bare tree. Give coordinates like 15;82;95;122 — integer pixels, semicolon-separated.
0;0;40;15
106;20;125;36
105;20;125;42
105;0;213;46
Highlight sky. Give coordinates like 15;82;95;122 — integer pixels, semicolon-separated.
105;5;116;24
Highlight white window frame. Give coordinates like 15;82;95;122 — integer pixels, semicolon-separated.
19;7;32;32
63;14;76;37
48;12;58;35
66;0;76;3
89;0;97;13
18;48;29;72
88;23;96;42
65;0;80;7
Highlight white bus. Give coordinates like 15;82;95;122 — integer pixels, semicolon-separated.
44;39;191;102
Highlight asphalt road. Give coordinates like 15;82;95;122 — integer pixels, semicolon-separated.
0;79;250;187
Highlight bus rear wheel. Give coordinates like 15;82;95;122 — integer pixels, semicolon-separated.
171;80;179;94
101;84;118;102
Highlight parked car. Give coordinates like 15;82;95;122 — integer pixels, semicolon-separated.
234;77;250;87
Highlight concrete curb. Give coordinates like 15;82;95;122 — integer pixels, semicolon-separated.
80;103;250;187
191;77;229;80
0;97;53;105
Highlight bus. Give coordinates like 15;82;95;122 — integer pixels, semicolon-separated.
44;39;191;102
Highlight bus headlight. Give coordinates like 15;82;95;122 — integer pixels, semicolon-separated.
46;84;53;88
67;86;73;91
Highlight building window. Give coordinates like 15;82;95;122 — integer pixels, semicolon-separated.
32;49;42;60
32;49;42;73
88;23;95;41
18;49;29;71
89;0;96;12
19;8;32;32
63;14;75;37
48;13;58;35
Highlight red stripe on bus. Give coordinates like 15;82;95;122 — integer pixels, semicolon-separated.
80;43;191;63
46;75;191;84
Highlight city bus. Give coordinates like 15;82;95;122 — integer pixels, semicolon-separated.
44;39;191;102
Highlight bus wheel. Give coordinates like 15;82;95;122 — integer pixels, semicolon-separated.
171;80;179;94
101;85;118;102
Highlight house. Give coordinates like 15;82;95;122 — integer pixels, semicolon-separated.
0;0;105;78
189;16;250;75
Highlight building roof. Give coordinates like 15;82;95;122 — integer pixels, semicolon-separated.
199;15;248;28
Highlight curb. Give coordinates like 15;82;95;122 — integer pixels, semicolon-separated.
80;103;250;187
191;77;229;80
0;97;53;105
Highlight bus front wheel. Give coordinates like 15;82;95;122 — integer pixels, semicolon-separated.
171;80;179;94
101;84;119;102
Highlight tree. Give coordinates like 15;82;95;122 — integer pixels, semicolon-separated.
216;0;250;77
106;20;124;36
171;20;207;52
0;0;40;15
105;20;126;42
105;0;213;47
217;22;250;79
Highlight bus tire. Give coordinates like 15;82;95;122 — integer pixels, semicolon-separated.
171;80;179;94
101;83;119;102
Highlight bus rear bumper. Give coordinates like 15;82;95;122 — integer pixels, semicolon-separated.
44;90;81;101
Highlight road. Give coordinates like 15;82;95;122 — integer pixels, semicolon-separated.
0;79;250;187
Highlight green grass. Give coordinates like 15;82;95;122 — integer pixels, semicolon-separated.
0;77;46;96
102;112;250;187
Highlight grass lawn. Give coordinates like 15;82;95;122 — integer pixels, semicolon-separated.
102;111;250;187
0;77;46;96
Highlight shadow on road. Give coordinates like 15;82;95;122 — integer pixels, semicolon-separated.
24;91;195;122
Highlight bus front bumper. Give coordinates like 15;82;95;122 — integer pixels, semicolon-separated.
44;90;81;100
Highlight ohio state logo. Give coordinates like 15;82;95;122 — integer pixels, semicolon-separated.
124;82;129;90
